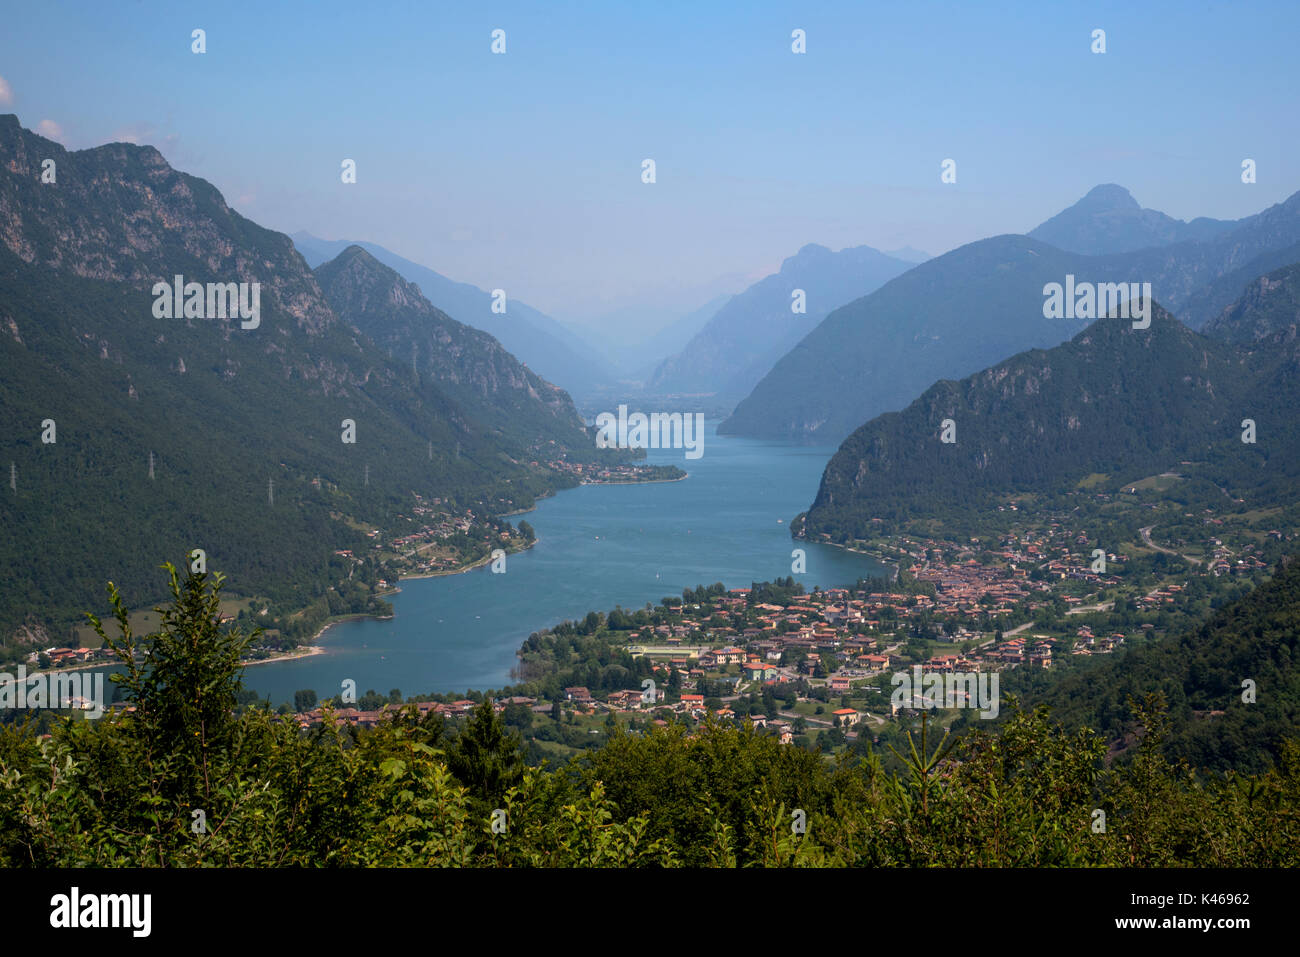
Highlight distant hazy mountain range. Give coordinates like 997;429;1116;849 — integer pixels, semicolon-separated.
1027;183;1239;255
293;232;610;398
0;114;609;636
722;186;1300;444
649;243;917;401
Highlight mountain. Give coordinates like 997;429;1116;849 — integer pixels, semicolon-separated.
649;243;915;401
292;232;608;397
1202;260;1300;345
1114;189;1300;328
801;302;1298;541
1027;184;1237;256
723;188;1300;443
314;245;590;451
1173;241;1300;330
721;236;1120;442
0;115;588;637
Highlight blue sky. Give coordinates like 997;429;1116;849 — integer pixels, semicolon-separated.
2;0;1297;331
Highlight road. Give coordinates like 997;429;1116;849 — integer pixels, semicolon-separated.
1139;525;1203;565
1067;600;1115;615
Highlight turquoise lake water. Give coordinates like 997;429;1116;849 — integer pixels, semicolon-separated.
219;423;887;705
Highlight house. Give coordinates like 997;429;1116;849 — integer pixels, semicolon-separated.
45;648;86;665
832;708;861;727
829;675;851;693
564;686;592;703
679;694;706;715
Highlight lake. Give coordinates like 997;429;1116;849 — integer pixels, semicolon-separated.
239;423;887;704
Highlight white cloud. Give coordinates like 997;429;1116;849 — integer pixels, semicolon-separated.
36;119;64;142
0;75;13;106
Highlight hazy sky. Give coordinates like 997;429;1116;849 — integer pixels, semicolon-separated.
3;0;1298;331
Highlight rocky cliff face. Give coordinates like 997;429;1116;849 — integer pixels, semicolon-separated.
0;114;334;336
1203;261;1300;345
315;245;588;447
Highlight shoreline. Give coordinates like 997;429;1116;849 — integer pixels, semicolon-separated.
242;644;327;667
31;465;688;678
248;530;549;663
251;471;688;658
581;472;688;486
798;534;902;583
15;641;331;680
391;535;541;586
499;470;687;516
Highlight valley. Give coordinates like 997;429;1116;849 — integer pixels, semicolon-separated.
2;0;1299;882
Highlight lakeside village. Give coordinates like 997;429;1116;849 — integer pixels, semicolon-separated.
285;511;1278;756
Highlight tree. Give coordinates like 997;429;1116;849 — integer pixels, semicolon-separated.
89;562;257;805
447;698;525;811
503;702;533;732
294;689;318;712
